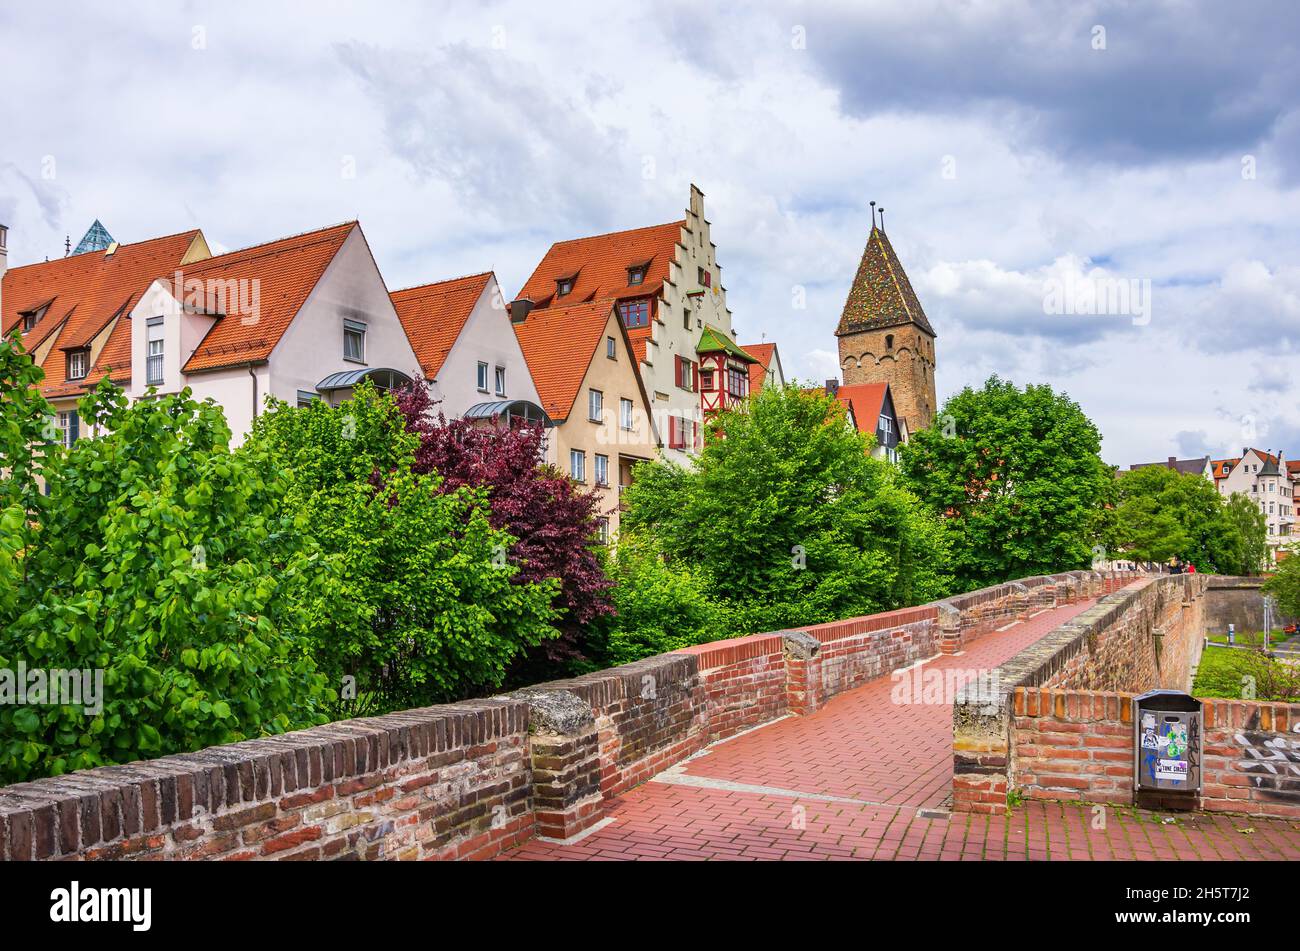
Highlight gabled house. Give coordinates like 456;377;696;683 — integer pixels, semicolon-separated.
1214;448;1293;563
1129;456;1213;480
741;341;785;393
390;271;542;421
825;380;907;462
128;221;421;443
513;184;740;465
513;300;657;540
1;224;212;445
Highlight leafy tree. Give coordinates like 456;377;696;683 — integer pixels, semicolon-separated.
0;348;333;783
1112;467;1263;574
899;376;1112;589
1264;545;1300;617
395;382;613;683
1223;492;1269;575
245;383;559;712
588;535;721;666
622;385;951;636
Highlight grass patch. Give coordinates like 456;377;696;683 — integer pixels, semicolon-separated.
1193;644;1300;702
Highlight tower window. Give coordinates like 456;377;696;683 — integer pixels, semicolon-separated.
884;334;894;350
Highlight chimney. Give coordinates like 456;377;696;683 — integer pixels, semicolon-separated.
1167;456;1177;469
825;379;840;397
509;298;533;324
0;224;7;319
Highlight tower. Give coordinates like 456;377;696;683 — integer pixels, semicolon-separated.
835;212;937;433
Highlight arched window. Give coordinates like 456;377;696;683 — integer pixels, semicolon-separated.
884;334;894;350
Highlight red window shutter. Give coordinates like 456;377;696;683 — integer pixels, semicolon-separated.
674;356;682;388
668;414;679;449
690;360;698;392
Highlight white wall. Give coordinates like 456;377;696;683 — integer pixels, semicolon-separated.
433;275;540;417
269;226;421;408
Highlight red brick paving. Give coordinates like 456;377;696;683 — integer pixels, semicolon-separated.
500;591;1300;860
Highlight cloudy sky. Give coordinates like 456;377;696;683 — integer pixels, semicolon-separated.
2;0;1298;466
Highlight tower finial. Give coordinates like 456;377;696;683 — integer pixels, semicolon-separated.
878;207;885;232
870;200;876;230
64;235;71;257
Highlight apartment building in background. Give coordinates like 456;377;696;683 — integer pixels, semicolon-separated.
1211;449;1293;563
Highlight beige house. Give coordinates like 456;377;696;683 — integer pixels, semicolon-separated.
1212;448;1293;563
514;184;740;466
513;299;657;541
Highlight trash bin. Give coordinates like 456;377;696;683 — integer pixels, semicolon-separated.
1133;689;1202;811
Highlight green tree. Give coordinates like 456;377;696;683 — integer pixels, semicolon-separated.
244;383;560;712
0;349;334;783
1223;492;1268;575
1112;467;1261;574
589;535;721;666
899;376;1112;590
1264;545;1300;616
622;385;951;636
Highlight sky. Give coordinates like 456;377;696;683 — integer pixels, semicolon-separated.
1;0;1298;467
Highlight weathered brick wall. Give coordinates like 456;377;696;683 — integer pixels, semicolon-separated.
0;699;534;861
676;633;787;741
1008;687;1300;819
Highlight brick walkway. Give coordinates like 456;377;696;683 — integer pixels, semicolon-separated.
500;595;1300;861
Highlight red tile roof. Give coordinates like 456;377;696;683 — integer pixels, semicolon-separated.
513;301;618;422
516;220;685;363
1211;458;1240;479
835;383;889;435
741;342;776;393
391;272;492;379
176;223;355;373
2;229;204;397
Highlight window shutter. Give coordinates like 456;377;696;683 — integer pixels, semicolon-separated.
668;415;680;449
69;412;80;443
691;360;698;392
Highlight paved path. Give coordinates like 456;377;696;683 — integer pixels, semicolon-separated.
501;594;1300;861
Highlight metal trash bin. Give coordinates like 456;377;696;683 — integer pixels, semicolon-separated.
1133;689;1202;811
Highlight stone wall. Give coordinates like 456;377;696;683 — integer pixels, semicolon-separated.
0;569;1131;861
1203;575;1296;636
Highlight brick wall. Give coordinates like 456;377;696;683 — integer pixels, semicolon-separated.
1203;575;1297;636
1008;687;1300;819
0;699;534;861
0;568;1134;861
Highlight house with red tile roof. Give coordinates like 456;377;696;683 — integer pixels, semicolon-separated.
513;300;656;540
740;341;785;394
126;221;421;442
390;271;541;421
2;224;213;443
1213;448;1294;563
513;184;741;464
824;380;907;462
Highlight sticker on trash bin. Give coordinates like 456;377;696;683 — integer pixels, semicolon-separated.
1165;723;1188;759
1141;730;1159;750
1156;758;1188;781
1141;713;1156;731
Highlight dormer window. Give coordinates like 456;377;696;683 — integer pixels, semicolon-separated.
627;264;647;286
21;310;39;333
556;277;575;297
66;349;89;381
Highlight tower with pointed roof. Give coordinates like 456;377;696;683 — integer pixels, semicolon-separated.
835;218;937;433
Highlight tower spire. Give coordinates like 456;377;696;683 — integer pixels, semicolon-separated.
870;200;877;231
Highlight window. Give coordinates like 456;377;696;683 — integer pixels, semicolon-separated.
620;397;634;431
476;361;489;392
697;266;711;288
67;349;88;381
675;355;696;391
556;277;574;297
607;336;616;360
595;453;609;487
21;310;39;333
683;309;692;331
880;415;893;436
146;316;165;385
627;265;646;286
57;410;80;447
296;390;319;408
668;416;696;450
726;366;747;399
885;334;894;350
495;366;506;396
596;517;610;544
619;298;650;329
343;319;366;363
700;368;715;391
588;388;603;422
569;449;586;482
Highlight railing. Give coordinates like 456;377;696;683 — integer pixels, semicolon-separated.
146;354;164;385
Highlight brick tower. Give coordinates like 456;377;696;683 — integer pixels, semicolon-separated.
835;216;937;433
